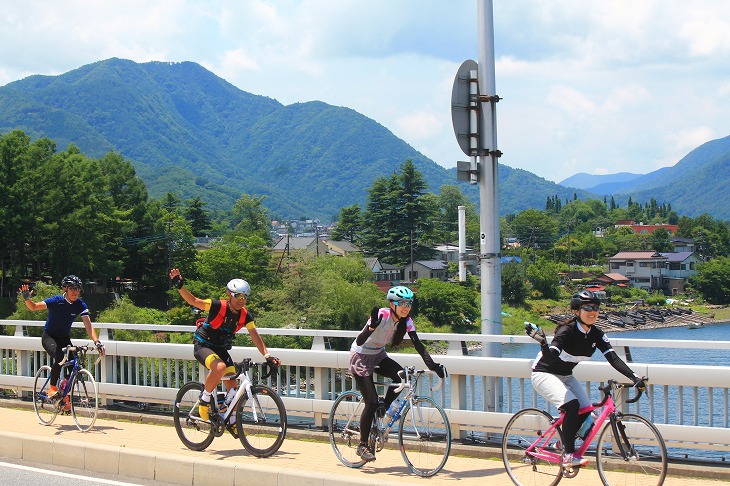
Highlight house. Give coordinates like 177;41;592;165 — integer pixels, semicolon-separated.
432;243;478;275
608;251;667;290
404;260;448;282
364;257;403;284
614;220;678;235
671;237;696;253
323;240;361;257
593;273;631;287
271;236;329;259
659;251;701;295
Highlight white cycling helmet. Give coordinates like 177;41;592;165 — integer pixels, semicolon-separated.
226;278;251;296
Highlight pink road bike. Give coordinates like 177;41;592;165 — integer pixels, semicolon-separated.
501;379;667;486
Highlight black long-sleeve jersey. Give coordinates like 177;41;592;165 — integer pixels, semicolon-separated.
532;319;634;379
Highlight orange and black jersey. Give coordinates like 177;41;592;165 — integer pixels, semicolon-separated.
194;299;255;348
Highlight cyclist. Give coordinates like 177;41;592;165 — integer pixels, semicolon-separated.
169;268;280;435
19;275;105;409
526;289;646;468
349;285;446;462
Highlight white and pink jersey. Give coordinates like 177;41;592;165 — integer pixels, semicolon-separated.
350;308;416;355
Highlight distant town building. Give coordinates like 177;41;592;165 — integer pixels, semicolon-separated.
614;220;678;235
404;260;448;282
323;240;361;257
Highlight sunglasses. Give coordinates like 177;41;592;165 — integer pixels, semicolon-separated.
580;304;600;312
394;301;413;308
232;292;248;300
65;285;81;291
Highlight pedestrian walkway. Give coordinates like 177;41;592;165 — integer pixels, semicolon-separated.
0;401;726;486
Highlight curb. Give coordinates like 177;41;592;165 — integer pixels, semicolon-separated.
0;428;401;486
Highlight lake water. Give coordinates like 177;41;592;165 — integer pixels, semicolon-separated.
501;320;730;366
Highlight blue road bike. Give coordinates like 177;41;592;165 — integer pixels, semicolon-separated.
33;344;101;431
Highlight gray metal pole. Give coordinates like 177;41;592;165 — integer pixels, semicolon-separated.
477;0;502;411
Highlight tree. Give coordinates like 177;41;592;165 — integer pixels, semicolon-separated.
526;258;561;299
510;209;558;251
649;228;674;253
690;257;730;304
231;194;271;242
415;279;479;333
330;204;363;245
502;261;528;305
361;160;437;265
268;253;381;337
195;235;276;290
186;197;212;236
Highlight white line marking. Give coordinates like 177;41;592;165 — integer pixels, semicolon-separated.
0;460;144;485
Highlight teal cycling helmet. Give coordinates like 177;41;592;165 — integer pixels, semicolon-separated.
386;286;414;302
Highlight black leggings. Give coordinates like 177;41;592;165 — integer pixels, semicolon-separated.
41;332;73;386
352;356;403;445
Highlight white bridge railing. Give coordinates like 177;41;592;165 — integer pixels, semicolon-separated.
1;320;729;458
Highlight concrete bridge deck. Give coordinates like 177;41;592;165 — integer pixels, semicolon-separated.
0;400;728;486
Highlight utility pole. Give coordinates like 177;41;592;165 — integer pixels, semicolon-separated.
452;1;502;412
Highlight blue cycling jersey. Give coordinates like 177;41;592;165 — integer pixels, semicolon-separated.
43;294;90;337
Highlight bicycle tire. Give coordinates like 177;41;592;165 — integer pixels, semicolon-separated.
33;365;59;426
595;413;667;486
173;381;215;451
70;368;98;431
398;396;451;477
329;390;367;468
236;384;287;457
502;408;564;486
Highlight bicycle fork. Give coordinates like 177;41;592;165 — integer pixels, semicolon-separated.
611;416;638;461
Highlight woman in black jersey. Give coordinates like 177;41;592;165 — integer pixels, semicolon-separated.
526;290;646;468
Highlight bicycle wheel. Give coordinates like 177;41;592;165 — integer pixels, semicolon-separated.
329;390;367;468
173;381;214;451
236;385;287;457
502;408;563;486
70;368;98;431
596;413;667;486
398;396;451;477
33;365;59;426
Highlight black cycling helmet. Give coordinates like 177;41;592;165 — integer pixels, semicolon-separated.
61;275;82;288
570;289;601;310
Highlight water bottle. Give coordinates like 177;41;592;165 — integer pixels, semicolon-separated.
216;391;227;413
577;411;598;440
224;388;236;408
60;378;68;393
385;399;404;421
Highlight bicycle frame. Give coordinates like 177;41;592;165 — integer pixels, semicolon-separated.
208;358;275;423
382;368;439;434
339;367;443;445
524;380;640;463
40;345;100;400
216;367;256;423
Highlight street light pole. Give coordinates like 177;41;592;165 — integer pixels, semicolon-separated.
477;0;502;412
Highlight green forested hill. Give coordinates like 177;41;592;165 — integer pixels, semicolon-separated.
0;58;621;218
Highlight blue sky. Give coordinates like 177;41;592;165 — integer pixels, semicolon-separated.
2;0;730;183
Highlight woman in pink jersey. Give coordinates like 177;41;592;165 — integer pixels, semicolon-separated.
349;286;446;462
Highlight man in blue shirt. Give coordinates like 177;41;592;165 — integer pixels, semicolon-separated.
20;275;105;402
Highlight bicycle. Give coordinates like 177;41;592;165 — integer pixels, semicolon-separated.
501;379;667;486
329;366;451;477
173;357;287;457
33;344;102;432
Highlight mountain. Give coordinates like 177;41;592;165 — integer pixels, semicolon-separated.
611;136;730;218
0;58;687;218
559;172;646;195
